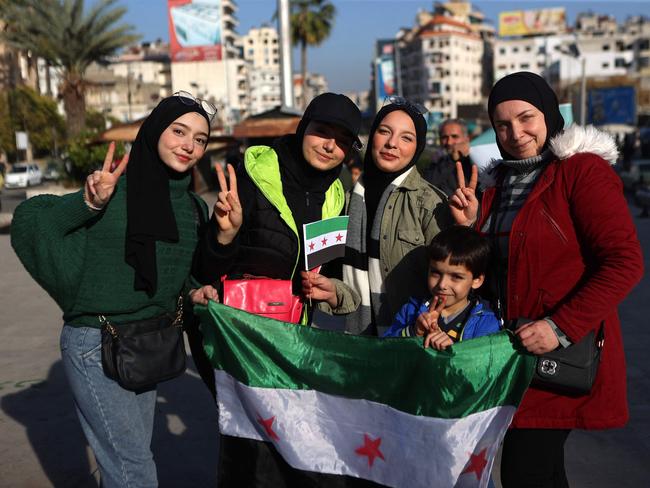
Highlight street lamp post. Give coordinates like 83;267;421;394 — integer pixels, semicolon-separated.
278;0;294;109
555;39;587;126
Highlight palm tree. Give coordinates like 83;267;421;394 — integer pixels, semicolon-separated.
0;0;139;137
289;0;336;108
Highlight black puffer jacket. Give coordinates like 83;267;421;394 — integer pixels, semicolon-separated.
193;136;345;293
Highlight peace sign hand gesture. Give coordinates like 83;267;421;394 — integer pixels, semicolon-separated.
414;295;446;337
214;163;243;245
448;162;479;227
84;142;129;211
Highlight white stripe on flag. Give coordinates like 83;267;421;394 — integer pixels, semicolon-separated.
215;370;513;488
305;230;348;256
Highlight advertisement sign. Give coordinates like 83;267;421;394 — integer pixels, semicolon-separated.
588;86;636;126
375;40;397;110
499;8;566;37
15;131;29;151
168;0;222;62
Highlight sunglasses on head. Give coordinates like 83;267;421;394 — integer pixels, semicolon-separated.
174;90;217;122
382;96;428;115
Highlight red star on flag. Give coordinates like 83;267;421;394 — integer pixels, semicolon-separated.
257;415;280;441
461;447;488;480
309;241;315;251
355;434;385;467
336;233;343;242
321;237;328;246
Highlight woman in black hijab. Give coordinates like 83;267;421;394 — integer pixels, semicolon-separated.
192;92;362;305
304;99;452;336
12;93;213;487
449;72;643;487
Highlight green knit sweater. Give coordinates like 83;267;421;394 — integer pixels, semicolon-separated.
11;175;206;327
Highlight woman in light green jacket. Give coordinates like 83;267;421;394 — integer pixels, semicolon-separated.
303;100;452;335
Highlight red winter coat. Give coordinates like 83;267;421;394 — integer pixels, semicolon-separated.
477;131;643;430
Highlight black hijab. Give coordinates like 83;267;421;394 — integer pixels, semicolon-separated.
274;93;361;234
125;95;210;297
363;103;428;226
487;71;565;160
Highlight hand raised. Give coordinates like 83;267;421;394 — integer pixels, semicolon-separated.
448;162;479;226
301;271;337;308
214;163;243;245
414;295;446;337
84;142;129;210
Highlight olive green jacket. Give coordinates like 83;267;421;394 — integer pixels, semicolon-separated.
330;168;451;331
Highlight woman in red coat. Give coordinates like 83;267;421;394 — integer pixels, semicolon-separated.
450;72;644;487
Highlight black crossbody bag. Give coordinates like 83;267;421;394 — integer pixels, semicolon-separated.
514;318;604;396
100;296;186;391
488;182;603;396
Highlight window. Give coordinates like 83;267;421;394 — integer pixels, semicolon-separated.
525;46;532;52
603;44;610;51
521;63;530;69
499;48;506;55
513;47;519;53
602;62;610;68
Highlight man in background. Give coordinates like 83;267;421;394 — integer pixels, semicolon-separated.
423;118;473;197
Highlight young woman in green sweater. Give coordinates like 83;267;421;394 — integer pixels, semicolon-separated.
11;93;215;488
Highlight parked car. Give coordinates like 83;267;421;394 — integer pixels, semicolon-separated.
43;160;63;181
4;163;43;188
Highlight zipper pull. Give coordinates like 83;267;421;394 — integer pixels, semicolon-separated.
305;191;310;207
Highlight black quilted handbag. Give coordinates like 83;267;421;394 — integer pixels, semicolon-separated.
532;322;604;396
100;297;186;391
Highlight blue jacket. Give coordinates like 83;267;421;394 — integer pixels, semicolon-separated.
383;297;501;340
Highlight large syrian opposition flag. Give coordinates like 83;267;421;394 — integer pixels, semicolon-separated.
198;302;535;488
303;216;349;270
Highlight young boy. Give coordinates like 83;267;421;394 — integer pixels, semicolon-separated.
383;226;500;349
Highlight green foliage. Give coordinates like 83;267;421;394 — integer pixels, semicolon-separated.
0;0;140;136
65;134;125;182
287;0;335;106
0;87;65;160
290;0;336;48
85;109;120;133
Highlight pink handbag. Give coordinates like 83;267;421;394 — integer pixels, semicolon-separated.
221;275;303;323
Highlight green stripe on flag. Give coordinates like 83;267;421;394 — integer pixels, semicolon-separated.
197;302;535;419
304;216;349;239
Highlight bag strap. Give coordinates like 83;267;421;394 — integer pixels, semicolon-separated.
487;182;505;325
595;321;605;349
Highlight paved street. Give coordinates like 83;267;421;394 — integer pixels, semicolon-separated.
0;192;649;487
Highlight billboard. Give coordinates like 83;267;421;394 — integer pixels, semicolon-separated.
588;86;636;126
499;8;566;37
168;0;222;62
375;40;397;111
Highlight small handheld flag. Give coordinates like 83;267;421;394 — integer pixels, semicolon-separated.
303;216;349;270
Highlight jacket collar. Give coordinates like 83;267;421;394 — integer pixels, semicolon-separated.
479;124;618;189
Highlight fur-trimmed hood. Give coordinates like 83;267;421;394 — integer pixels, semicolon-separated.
480;125;618;188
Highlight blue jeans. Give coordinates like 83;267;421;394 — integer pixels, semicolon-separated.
60;325;158;488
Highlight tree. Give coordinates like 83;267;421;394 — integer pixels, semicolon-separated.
289;0;336;108
0;86;65;161
0;0;139;137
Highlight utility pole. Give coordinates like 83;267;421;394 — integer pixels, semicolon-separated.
278;0;294;109
580;57;587;126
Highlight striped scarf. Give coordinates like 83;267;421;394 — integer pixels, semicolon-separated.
481;150;553;318
343;168;414;335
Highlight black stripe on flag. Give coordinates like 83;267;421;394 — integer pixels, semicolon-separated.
306;244;346;270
